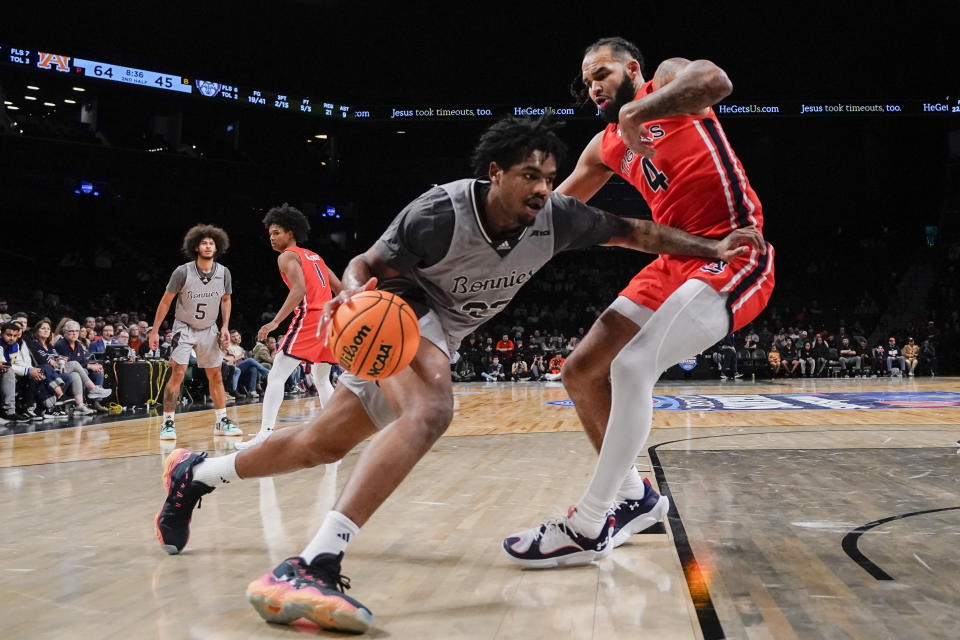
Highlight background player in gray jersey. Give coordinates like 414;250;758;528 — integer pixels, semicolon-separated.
154;118;762;633
147;224;242;439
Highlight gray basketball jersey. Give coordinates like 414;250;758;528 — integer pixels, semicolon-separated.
406;179;556;355
172;262;227;329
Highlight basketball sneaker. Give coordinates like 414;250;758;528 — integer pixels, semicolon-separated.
502;508;616;568
610;478;670;548
235;428;273;450
155;448;214;554
214;416;242;436
159;419;176;440
246;553;374;633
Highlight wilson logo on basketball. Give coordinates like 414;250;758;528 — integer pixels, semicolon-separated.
338;325;372;369
328;290;421;380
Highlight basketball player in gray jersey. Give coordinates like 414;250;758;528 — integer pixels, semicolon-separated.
147;224;242;439
154;118;763;633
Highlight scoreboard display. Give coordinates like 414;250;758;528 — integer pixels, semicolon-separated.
1;43;352;119
3;42;958;122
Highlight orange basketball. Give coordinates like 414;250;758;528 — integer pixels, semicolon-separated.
327;290;420;380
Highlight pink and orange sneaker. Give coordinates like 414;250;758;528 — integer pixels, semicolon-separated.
246;553;374;633
154;448;214;554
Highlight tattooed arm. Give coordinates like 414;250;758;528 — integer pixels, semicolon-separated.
618;58;733;157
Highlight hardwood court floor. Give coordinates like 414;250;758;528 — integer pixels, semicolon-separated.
1;376;959;639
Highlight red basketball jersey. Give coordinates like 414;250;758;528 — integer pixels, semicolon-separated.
281;246;333;313
277;245;336;363
600;80;763;239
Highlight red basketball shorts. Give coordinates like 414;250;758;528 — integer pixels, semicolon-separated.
279;309;335;364
620;244;775;332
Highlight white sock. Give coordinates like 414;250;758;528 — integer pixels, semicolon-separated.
163;411;175;423
616;466;647;501
300;510;359;563
568;500;607;539
261;352;302;432
214;408;227;422
574;281;730;541
192;452;240;486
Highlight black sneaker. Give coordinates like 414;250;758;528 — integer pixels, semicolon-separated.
502;508;616;568
154;449;214;554
610;478;670;548
246;553;374;633
0;411;30;422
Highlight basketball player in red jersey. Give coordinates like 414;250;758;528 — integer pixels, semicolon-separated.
503;37;775;566
235;204;342;449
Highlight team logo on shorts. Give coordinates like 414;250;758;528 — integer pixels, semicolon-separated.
701;260;727;274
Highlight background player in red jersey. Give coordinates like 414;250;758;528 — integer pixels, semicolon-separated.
235;204;342;449
503;37;776;567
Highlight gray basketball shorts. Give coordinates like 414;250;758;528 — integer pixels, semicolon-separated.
170;319;223;368
337;310;449;429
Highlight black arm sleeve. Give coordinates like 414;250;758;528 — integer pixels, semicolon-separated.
549;192;621;252
373;186;456;270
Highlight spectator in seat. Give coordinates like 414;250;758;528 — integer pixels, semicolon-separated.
767;344;782;377
800;341;816;377
781;338;800;376
837;337;861;376
510;359;531;381
902;337;919;376
495;333;515;365
28;319;88;412
919;340;937;376
89;324;116;355
225;330;269;397
1;321;34;421
113;330;136;358
529;355;546;381
870;342;887;376
481;355;505;382
55;320;111;396
452;355;477;382
811;335;830;376
128;324;143;353
544;353;565;381
251;338;274;370
885;337;906;376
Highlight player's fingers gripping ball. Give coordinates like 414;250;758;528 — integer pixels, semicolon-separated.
327;290;420;380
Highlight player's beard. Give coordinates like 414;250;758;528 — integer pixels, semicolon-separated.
600;75;638;124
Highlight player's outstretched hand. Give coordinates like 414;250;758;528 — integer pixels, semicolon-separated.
716;226;765;262
322;277;378;325
257;321;279;342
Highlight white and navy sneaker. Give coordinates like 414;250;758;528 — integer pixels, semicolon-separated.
610;478;670;548
502;508;616;568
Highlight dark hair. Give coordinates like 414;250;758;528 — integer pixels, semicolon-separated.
570;36;645;103
181;224;230;260
262;203;310;242
470;117;567;178
1;321;21;333
32;319;53;348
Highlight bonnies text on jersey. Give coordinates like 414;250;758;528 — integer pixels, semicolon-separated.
450;269;536;294
186;291;221;300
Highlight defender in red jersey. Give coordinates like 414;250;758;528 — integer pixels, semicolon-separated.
235;204;343;450
506;37;775;561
